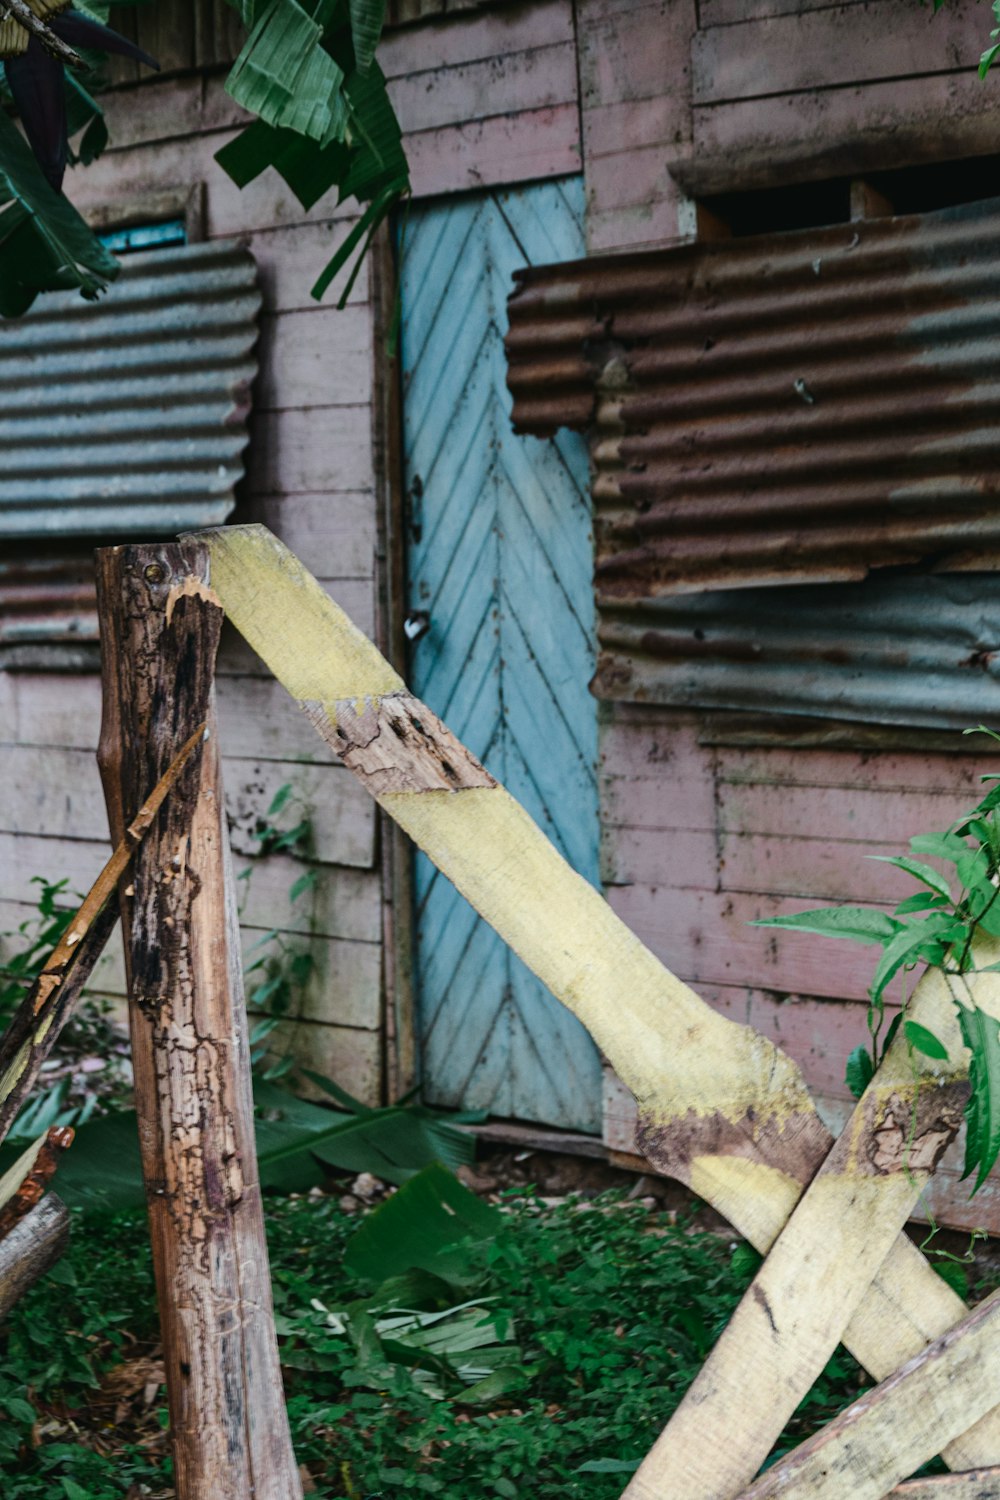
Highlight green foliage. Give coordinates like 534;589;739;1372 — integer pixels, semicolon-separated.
0;1190;872;1496
0;877;74;1029
1;0;406;315
755;731;1000;1191
215;0;409;308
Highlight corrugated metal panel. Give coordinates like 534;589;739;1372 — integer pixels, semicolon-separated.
505;196;1000;599
0;552;98;648
596;573;1000;727
0;238;260;540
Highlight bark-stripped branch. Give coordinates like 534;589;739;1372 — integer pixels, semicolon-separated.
0;723;207;1149
0;0;81;66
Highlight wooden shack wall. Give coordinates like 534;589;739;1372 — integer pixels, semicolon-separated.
578;0;1000;1228
3;0;999;1218
0;0;582;1108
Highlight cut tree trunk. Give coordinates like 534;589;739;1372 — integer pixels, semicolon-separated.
95;541;302;1500
0;1194;69;1320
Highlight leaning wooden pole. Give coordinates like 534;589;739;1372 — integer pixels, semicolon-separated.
95;542;302;1500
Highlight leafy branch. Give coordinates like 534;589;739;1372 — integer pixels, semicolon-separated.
753;727;1000;1192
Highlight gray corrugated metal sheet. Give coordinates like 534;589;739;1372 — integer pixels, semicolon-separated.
596;573;1000;728
0;238;260;540
505;196;1000;599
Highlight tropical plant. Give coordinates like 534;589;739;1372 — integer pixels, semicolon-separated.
754;727;1000;1195
0;0;408;315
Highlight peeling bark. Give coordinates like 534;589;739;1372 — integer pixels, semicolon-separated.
95;542;301;1500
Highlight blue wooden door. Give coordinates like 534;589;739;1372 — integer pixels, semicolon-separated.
399;180;602;1132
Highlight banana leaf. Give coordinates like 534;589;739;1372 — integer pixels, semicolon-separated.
0;1083;479;1214
0;107;117;316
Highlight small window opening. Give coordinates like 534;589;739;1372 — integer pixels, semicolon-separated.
98;217;187;254
701;150;1000;238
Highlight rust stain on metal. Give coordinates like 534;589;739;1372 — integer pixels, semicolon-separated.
506;199;1000;602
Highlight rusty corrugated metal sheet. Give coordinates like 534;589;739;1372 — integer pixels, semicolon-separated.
0;552;98;650
505;196;1000;601
0;238;260;541
596;572;1000;725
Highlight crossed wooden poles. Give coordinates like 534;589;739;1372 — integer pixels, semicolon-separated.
4;524;1000;1497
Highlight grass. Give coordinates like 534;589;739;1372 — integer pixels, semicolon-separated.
0;1187;878;1499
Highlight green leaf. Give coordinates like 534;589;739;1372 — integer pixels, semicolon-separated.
458;1364;528;1404
911;831;970;862
225;0;348;145
289;869;318;902
894;892;949;916
301;1068;373;1114
904;1021;949;1061
957;849;991;889
266;783;293;817
845;1045;874;1100
934;1260;969;1298
869;855;952;901
350;0;386;72
0;110;119;317
958;1004;1000;1191
575;1459;642;1474
750;906;902;945
344;1162;501;1285
869;916;960;1007
981;40;1000;78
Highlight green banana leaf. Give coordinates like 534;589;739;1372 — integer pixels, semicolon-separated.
0;109;118;317
0;1083;479;1214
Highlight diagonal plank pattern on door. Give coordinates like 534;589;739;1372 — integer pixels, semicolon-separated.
399;180;603;1130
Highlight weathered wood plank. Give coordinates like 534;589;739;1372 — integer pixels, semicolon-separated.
241;492;376;583
247;408;375;497
190;523;1000;1477
701;0;866;23
247;219;369;312
716;745;986;797
891;1467;1000;1497
96;540;301;1500
0;895;381;1029
683;69;1000;197
235;856;381;942
718;830;944;904
600;824;718;889
380;0;575;76
388;41;578;136
266;1018;382;1105
737;1290;1000;1500
219;579;377;667
607;884;880;1001
718;780;968;845
0;746;375;866
626;950;979;1498
226;755;376;866
256;307;372;413
404;105;582;198
692;0;981;105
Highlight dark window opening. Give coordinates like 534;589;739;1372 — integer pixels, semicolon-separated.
98;217;187;254
702;151;1000;237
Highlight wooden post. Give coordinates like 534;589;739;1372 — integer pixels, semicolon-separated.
95;542;302;1500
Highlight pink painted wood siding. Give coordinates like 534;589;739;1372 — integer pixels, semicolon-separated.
598;704;1000;1231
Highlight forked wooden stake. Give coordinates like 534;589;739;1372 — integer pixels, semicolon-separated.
95;542;302;1500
